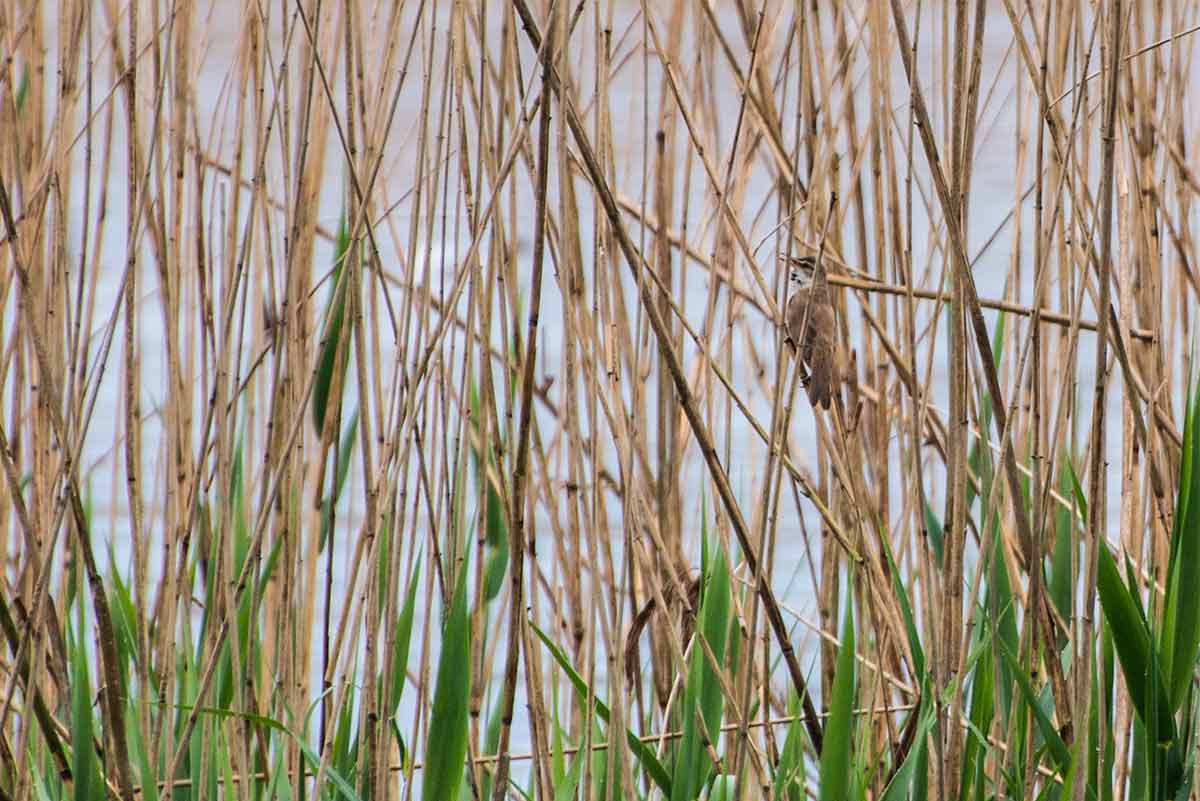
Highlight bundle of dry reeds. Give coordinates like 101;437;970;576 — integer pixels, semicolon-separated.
2;1;1198;799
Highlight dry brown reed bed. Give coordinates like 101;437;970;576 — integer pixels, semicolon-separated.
2;1;1200;799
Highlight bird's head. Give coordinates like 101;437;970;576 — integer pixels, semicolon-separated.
788;256;816;289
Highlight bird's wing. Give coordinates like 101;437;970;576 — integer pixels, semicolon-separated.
784;287;810;349
804;303;838;409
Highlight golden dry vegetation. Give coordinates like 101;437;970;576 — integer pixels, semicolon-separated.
1;1;1199;800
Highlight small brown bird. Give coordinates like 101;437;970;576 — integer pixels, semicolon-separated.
784;256;838;409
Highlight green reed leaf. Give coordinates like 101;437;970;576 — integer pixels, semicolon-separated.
819;587;856;801
313;216;352;435
1161;375;1200;710
1096;545;1175;744
71;594;103;801
422;561;472;801
671;544;731;801
533;623;672;795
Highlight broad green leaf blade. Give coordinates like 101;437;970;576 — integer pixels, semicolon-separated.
482;533;509;603
1095;546;1174;743
958;627;995;801
987;522;1018;722
773;695;810;801
532;624;672;795
331;667;359;781
671;545;731;801
698;548;731;745
1049;468;1079;621
1162;377;1200;710
467;382;509;603
422;561;472;801
388;558;422;716
127;700;158;801
996;636;1070;769
313;216;352;434
880;687;936;801
881;535;925;681
71;602;103;801
335;410;360;501
819;588;856;801
553;745;586;801
1065;459;1088;520
708;775;737;801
